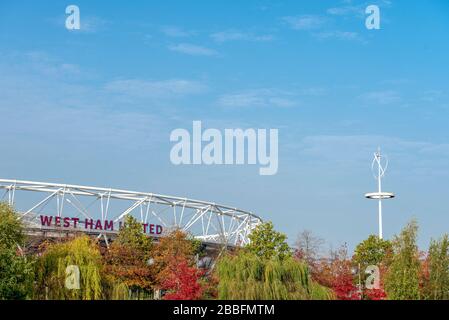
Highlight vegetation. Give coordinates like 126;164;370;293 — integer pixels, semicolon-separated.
384;220;421;300
3;201;449;300
0;203;34;300
103;215;154;298
421;235;449;300
34;236;104;300
217;252;334;300
246;222;291;260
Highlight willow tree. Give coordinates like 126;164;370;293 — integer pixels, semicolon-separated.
34;236;103;300
217;252;334;300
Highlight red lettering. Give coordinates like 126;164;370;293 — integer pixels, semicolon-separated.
85;218;93;229
104;220;114;231
72;217;79;228
156;225;162;234
40;215;53;226
63;217;71;228
55;216;61;227
143;223;148;233
149;224;155;234
94;220;103;230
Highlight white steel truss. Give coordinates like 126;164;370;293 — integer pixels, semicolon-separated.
0;179;262;246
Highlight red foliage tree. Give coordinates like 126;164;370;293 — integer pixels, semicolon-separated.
161;258;204;300
311;245;360;300
365;288;386;300
331;266;360;300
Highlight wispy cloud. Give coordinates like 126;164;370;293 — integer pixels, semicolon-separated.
359;90;401;105
79;16;109;33
218;89;299;108
326;5;364;17
287;134;449;176
168;43;218;56
104;79;207;98
326;0;392;18
282;15;327;30
210;31;274;43
282;13;363;42
314;31;361;41
420;90;446;103
161;26;195;37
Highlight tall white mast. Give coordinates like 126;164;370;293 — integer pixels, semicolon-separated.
365;148;395;239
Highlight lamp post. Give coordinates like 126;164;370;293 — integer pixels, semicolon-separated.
365;148;395;239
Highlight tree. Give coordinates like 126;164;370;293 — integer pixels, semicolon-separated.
384;220;421;300
421;235;449;300
352;235;392;300
116;215;153;256
217;251;333;300
0;203;34;300
312;244;359;300
353;235;392;270
34;236;103;300
152;229;204;297
0;202;25;248
103;215;155;299
0;245;34;300
295;230;324;266
246;222;291;260
161;258;204;300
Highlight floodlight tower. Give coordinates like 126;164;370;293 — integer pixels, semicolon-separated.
364;148;395;239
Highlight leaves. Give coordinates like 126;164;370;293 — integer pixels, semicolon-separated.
34;236;103;300
0;203;34;300
246;222;291;260
384;220;421;300
161;258;204;300
217;251;333;300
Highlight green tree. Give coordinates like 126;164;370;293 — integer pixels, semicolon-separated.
0;202;34;300
422;235;449;300
34;236;103;300
353;235;392;270
217;251;333;300
384;220;421;300
246;222;291;260
116;215;153;257
0;202;25;247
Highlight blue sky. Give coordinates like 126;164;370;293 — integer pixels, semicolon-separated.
1;0;449;252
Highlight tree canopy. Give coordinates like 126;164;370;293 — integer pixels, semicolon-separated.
384;220;421;300
246;222;291;260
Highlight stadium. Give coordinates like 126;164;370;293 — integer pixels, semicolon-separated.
0;179;263;252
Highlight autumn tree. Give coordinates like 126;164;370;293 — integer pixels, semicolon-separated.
384;220;421;300
0;202;34;300
103;215;154;299
313;244;359;300
153;229;204;299
162;258;204;300
246;222;291;260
